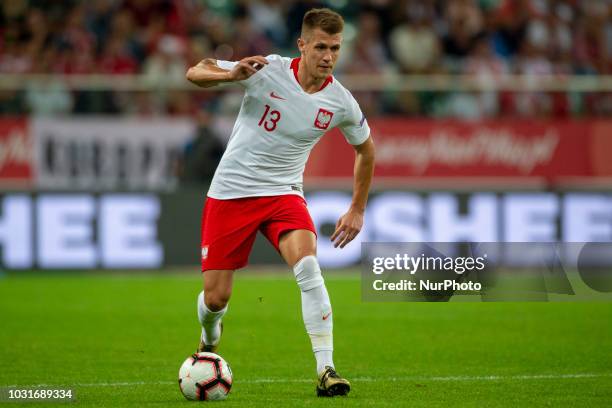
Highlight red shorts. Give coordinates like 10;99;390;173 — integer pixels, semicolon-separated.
200;195;316;271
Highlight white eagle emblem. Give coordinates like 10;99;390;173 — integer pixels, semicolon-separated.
314;108;334;130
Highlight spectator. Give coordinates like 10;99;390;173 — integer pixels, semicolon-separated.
143;34;187;83
493;0;535;57
286;0;325;46
574;1;609;74
25;48;73;115
464;33;510;117
247;0;287;48
442;0;484;62
0;0;609;118
229;14;272;60
57;5;96;60
513;23;555;117
179;110;224;184
389;1;440;73
343;9;391;117
98;36;138;74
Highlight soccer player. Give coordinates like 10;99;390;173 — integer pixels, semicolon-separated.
186;8;375;397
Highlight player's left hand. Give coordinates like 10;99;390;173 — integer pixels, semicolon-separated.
331;209;363;248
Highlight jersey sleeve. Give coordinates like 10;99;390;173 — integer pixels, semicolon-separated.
216;55;283;89
338;93;370;145
216;59;263;88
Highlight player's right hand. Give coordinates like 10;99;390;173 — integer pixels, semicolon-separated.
229;56;268;81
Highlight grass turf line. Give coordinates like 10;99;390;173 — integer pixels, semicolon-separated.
0;272;611;407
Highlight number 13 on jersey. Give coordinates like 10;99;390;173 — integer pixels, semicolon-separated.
258;104;281;131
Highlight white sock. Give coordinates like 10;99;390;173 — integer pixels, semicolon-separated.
293;256;335;374
197;291;227;346
315;350;334;374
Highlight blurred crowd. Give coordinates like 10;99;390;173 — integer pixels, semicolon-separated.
1;0;611;118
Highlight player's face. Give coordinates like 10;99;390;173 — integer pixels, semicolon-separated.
298;28;342;79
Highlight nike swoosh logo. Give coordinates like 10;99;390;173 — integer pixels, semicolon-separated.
322;312;332;320
270;91;286;100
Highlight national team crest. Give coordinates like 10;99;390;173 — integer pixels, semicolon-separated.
314;108;334;130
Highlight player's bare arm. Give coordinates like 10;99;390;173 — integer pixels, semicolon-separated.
331;135;375;248
186;56;269;88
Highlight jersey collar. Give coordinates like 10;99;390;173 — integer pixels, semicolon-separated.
290;57;333;92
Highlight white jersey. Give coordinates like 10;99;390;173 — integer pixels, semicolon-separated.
207;54;370;199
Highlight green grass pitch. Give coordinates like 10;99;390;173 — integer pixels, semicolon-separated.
0;270;611;407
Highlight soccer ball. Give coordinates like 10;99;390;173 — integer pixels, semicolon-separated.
178;352;233;401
